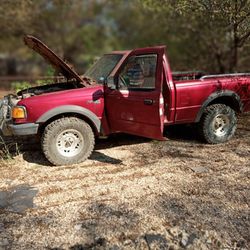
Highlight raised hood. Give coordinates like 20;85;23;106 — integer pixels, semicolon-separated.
24;35;88;86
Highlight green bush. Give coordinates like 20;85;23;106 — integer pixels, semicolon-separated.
10;67;56;93
35;79;53;86
11;81;32;93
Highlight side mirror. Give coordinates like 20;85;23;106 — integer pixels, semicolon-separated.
98;77;107;85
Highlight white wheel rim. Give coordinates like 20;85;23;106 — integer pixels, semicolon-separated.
212;114;230;137
56;129;84;157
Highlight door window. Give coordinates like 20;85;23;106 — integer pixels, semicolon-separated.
118;54;157;90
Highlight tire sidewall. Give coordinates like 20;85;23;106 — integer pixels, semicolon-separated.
43;118;94;165
204;105;237;143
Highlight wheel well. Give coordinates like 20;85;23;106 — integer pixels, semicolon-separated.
196;95;242;122
208;96;241;113
38;113;99;136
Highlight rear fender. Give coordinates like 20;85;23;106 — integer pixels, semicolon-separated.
195;90;242;122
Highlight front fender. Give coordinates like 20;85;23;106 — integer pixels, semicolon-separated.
36;105;101;132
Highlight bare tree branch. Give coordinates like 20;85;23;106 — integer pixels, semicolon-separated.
238;30;250;46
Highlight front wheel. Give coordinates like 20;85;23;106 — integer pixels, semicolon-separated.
41;117;95;166
199;104;237;144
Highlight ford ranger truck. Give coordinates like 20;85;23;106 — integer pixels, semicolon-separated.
0;35;249;166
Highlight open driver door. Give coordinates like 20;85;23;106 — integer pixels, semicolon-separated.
105;46;166;140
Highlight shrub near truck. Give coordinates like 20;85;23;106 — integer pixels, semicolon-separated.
0;35;249;165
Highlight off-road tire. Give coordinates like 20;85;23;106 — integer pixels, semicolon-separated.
41;117;95;166
199;104;237;144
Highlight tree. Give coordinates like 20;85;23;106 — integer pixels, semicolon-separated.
0;0;249;75
0;0;114;74
142;0;250;73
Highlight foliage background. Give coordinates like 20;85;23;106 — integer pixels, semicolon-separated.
0;0;249;78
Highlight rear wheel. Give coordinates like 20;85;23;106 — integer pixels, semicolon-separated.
42;117;95;166
199;104;237;144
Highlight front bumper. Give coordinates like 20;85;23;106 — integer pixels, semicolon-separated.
8;123;39;136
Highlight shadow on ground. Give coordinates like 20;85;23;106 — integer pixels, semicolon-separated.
0;125;203;166
89;151;123;164
164;124;200;141
0;184;38;213
20;150;123;167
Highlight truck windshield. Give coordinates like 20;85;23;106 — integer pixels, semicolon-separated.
85;54;123;82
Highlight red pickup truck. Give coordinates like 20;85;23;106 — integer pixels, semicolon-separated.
0;35;249;165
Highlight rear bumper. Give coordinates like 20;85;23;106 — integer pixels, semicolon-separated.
8;123;39;136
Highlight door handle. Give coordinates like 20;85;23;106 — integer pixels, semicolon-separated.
144;99;154;105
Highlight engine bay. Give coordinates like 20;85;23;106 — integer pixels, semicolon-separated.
17;80;83;98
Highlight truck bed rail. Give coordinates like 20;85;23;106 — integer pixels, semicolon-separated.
201;73;250;80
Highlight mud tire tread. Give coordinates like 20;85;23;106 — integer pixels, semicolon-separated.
199;104;237;144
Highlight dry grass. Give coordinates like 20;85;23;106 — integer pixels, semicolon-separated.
0;113;249;249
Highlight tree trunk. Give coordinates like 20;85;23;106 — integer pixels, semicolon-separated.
229;0;239;72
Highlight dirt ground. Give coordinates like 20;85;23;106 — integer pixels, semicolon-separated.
0;113;249;250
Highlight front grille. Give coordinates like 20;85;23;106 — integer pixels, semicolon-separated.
0;97;12;121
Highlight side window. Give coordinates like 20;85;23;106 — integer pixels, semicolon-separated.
118;54;157;90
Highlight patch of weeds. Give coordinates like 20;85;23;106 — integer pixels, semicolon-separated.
151;140;162;145
11;81;32;93
0;136;20;166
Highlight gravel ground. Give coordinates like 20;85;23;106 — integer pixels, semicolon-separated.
0;113;249;250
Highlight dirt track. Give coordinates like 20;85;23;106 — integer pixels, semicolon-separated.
0;113;249;249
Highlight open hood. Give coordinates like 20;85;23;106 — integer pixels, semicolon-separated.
24;35;88;86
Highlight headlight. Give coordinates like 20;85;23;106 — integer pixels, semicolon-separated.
12;106;27;119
